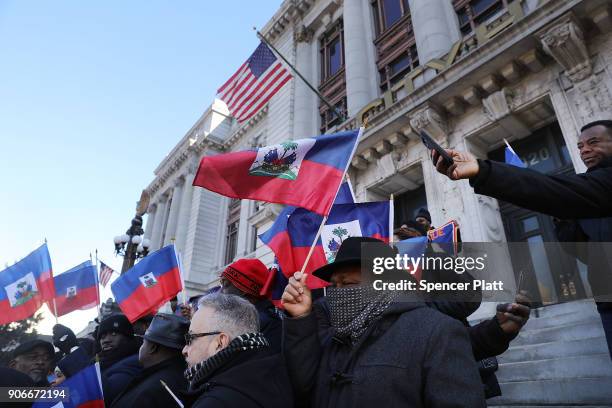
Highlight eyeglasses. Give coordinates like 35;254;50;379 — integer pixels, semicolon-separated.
184;331;221;346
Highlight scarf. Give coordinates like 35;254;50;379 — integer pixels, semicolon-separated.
326;285;397;344
184;332;268;389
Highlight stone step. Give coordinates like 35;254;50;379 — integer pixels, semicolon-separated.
499;335;609;364
495;353;612;383
528;299;599;319
519;309;601;331
488;377;612;406
510;319;606;346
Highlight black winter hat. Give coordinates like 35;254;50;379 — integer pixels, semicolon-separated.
415;208;431;223
97;314;134;339
52;324;77;348
11;339;54;360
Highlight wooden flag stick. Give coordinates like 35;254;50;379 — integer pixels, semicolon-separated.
52;298;59;324
298;215;328;277
389;194;395;246
94;249;101;317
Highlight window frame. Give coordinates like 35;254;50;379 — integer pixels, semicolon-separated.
453;0;509;36
224;198;241;265
318;20;347;133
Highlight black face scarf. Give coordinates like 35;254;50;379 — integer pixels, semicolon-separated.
326;285;397;344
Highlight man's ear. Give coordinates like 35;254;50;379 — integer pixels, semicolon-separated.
148;342;159;355
217;333;231;350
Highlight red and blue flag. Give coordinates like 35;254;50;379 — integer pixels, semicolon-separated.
0;243;55;324
428;220;460;255
111;245;183;322
50;260;99;317
259;181;356;289
192;129;360;216
396;236;429;280
33;363;104;408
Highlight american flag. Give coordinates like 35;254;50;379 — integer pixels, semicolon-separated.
99;261;115;287
217;41;292;123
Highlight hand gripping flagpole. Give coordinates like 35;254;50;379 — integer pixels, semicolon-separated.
254;27;345;123
298;128;364;278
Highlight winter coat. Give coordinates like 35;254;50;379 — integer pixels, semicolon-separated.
255;299;282;353
469;157;612;219
102;354;142;405
110;355;187;408
185;349;293;408
552;155;612;303
283;300;486;408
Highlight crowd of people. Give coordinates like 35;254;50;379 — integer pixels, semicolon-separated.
1;120;611;407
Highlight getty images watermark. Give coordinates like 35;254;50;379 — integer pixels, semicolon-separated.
370;251;504;293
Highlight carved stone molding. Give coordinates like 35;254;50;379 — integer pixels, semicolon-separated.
539;14;591;83
294;25;314;43
408;104;448;142
482;89;512;121
482;88;530;137
570;73;612;126
351;156;368;170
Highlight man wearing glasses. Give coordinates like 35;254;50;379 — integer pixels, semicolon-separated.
182;293;293;408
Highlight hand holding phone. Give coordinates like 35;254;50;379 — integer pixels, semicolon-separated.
420;130;453;166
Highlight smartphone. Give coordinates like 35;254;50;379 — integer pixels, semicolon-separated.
420;130;453;166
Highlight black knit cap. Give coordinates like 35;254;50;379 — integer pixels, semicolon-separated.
11;339;54;360
415;207;431;223
97;314;134;339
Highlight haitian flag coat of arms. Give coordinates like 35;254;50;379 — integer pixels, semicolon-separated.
192;129;360;216
0;243;55;324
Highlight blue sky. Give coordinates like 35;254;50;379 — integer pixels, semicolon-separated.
0;1;281;334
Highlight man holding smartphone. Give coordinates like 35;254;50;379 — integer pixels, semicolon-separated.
429;124;612;219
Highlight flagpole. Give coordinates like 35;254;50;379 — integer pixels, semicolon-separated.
298;127;363;278
389;194;394;246
94;249;101;317
52;298;59;324
254;28;345;122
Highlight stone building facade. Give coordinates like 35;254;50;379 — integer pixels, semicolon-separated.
143;0;612;404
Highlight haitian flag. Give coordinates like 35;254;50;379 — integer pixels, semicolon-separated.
259;181;356;289
193;129;360;216
33;363;104;408
396;236;429;281
504;140;526;168
260;258;288;308
111;245;182;322
428;220;460;255
50;261;99;317
284;201;392;284
0;243;54;324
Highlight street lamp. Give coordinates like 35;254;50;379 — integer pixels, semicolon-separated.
114;190;151;273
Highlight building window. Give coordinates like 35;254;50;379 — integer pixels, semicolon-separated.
453;0;507;36
371;0;410;35
394;185;427;229
319;20;347;133
370;0;419;92
224;199;241;265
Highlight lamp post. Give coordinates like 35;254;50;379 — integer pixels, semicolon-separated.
114;190;151;274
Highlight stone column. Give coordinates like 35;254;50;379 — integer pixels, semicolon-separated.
150;196;168;250
293;26;316;139
143;204;156;240
164;181;183;246
408;0;462;63
343;0;378;116
174;164;197;255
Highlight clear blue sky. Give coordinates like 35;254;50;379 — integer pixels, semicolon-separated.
0;0;282;334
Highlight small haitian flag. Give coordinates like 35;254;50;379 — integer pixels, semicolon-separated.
259;181;356;289
428;220;460;255
283;201;392;283
192;129;360;216
396;236;429;281
50;260;99;317
111;245;183;322
33;363;104;408
0;243;55;324
504;139;526;168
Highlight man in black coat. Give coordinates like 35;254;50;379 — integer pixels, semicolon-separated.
182;293;293;408
282;237;486;407
96;314;142;405
219;258;282;352
554;120;612;358
430;124;612;219
111;314;189;407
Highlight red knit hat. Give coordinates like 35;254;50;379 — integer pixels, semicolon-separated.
221;258;269;298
